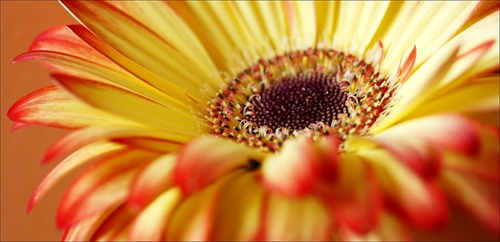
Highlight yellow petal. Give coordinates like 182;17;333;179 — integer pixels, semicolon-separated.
262;193;331;240
128;188;182;241
378;2;479;72
53;74;198;135
61;1;211;100
407;75;499;119
212;172;264;240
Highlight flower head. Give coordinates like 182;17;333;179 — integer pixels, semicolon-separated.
8;1;500;241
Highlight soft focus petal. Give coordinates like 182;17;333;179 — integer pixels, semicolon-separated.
373;115;480;156
128;188;182;241
260;193;331;241
323;154;382;235
359;149;449;230
128;154;177;210
440;170;499;233
42;125;185;164
212;172;264;241
262;137;321;197
56;148;158;228
175;137;265;195
28;142;123;212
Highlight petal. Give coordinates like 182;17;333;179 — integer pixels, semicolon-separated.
174;137;264;195
284;1;317;48
108;1;218;81
56;148;157;228
323;154;382;235
441;170;499;233
262;137;321;197
90;203;136;241
377;1;480;72
359;149;449;230
166;173;238;241
42;125;186;164
66;24;205;104
260;193;331;241
27;25;115;69
60;0;210;98
211;172;264;240
443;125;499;183
408;75;500;119
14;50;179;107
62;210;115;241
332;1;391;56
128;188;182;241
128;154;177;210
7;85;129;129
52;74;197;134
28;142;124;212
373;115;481;156
374;44;460;132
338;212;412;241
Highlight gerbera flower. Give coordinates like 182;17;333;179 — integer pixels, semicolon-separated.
8;1;499;241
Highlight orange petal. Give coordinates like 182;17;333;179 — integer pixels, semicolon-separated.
174;137;264;195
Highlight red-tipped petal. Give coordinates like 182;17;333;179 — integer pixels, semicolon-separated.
262;137;321;197
28;142;123;212
174;137;264;195
56;148;157;228
441;170;499;233
323;154;382;235
7;85;122;130
128;154;177;209
360;149;449;230
41;125;184;164
373;114;481;156
398;45;417;83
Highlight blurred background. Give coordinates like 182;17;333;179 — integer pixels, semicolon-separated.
0;1;498;241
1;1;75;241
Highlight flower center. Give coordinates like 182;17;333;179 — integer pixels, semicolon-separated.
245;73;348;132
206;48;396;152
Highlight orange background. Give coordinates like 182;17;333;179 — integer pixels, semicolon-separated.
1;1;75;241
0;1;498;241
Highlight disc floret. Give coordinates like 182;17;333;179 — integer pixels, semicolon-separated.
207;48;396;152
